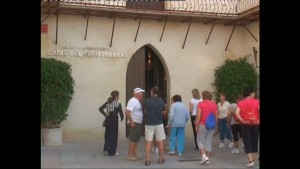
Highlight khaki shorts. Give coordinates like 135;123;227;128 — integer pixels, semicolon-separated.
145;123;166;141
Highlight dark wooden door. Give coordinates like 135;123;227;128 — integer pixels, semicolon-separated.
126;47;145;137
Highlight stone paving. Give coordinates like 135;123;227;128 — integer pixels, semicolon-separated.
41;134;259;168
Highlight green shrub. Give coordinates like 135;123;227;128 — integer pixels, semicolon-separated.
41;58;75;128
212;57;258;103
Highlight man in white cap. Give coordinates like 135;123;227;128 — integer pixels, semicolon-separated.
125;87;145;161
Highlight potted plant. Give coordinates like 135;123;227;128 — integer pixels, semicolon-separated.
41;58;75;146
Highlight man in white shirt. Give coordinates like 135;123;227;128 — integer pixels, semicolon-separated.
125;87;145;161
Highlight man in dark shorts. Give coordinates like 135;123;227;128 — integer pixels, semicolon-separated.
125;87;145;161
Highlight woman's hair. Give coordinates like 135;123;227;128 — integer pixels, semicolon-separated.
108;90;119;103
191;88;200;99
219;93;226;99
242;86;255;97
111;90;119;98
202;90;212;100
172;95;182;102
108;97;114;103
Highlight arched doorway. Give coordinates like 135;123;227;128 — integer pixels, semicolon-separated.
125;45;168;137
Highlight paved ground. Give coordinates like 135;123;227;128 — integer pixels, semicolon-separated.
41;134;259;168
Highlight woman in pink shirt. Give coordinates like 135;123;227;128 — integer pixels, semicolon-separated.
235;86;259;167
195;91;218;165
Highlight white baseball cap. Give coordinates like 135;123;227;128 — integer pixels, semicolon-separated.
134;88;145;94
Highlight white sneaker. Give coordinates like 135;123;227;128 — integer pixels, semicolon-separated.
154;147;159;154
200;155;209;164
178;153;182;156
205;160;209;164
115;152;119;156
246;161;254;167
228;142;234;148
218;143;225;149
231;149;240;154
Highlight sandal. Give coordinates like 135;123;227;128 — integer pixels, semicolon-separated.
157;158;165;164
144;160;151;166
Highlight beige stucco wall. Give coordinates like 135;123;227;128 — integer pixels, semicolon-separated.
41;14;259;141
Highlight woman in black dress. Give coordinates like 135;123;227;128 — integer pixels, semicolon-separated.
99;90;124;156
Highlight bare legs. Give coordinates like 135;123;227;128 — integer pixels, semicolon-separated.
127;141;139;159
145;140;164;162
145;141;152;161
157;140;164;160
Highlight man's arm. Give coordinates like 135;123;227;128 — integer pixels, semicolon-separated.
125;109;135;127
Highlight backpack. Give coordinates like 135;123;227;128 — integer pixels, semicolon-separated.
205;112;216;130
205;103;216;130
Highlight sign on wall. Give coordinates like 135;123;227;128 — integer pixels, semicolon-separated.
46;46;127;59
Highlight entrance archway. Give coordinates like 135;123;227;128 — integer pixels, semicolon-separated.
125;45;169;137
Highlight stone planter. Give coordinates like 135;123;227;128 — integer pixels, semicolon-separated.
42;127;62;146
